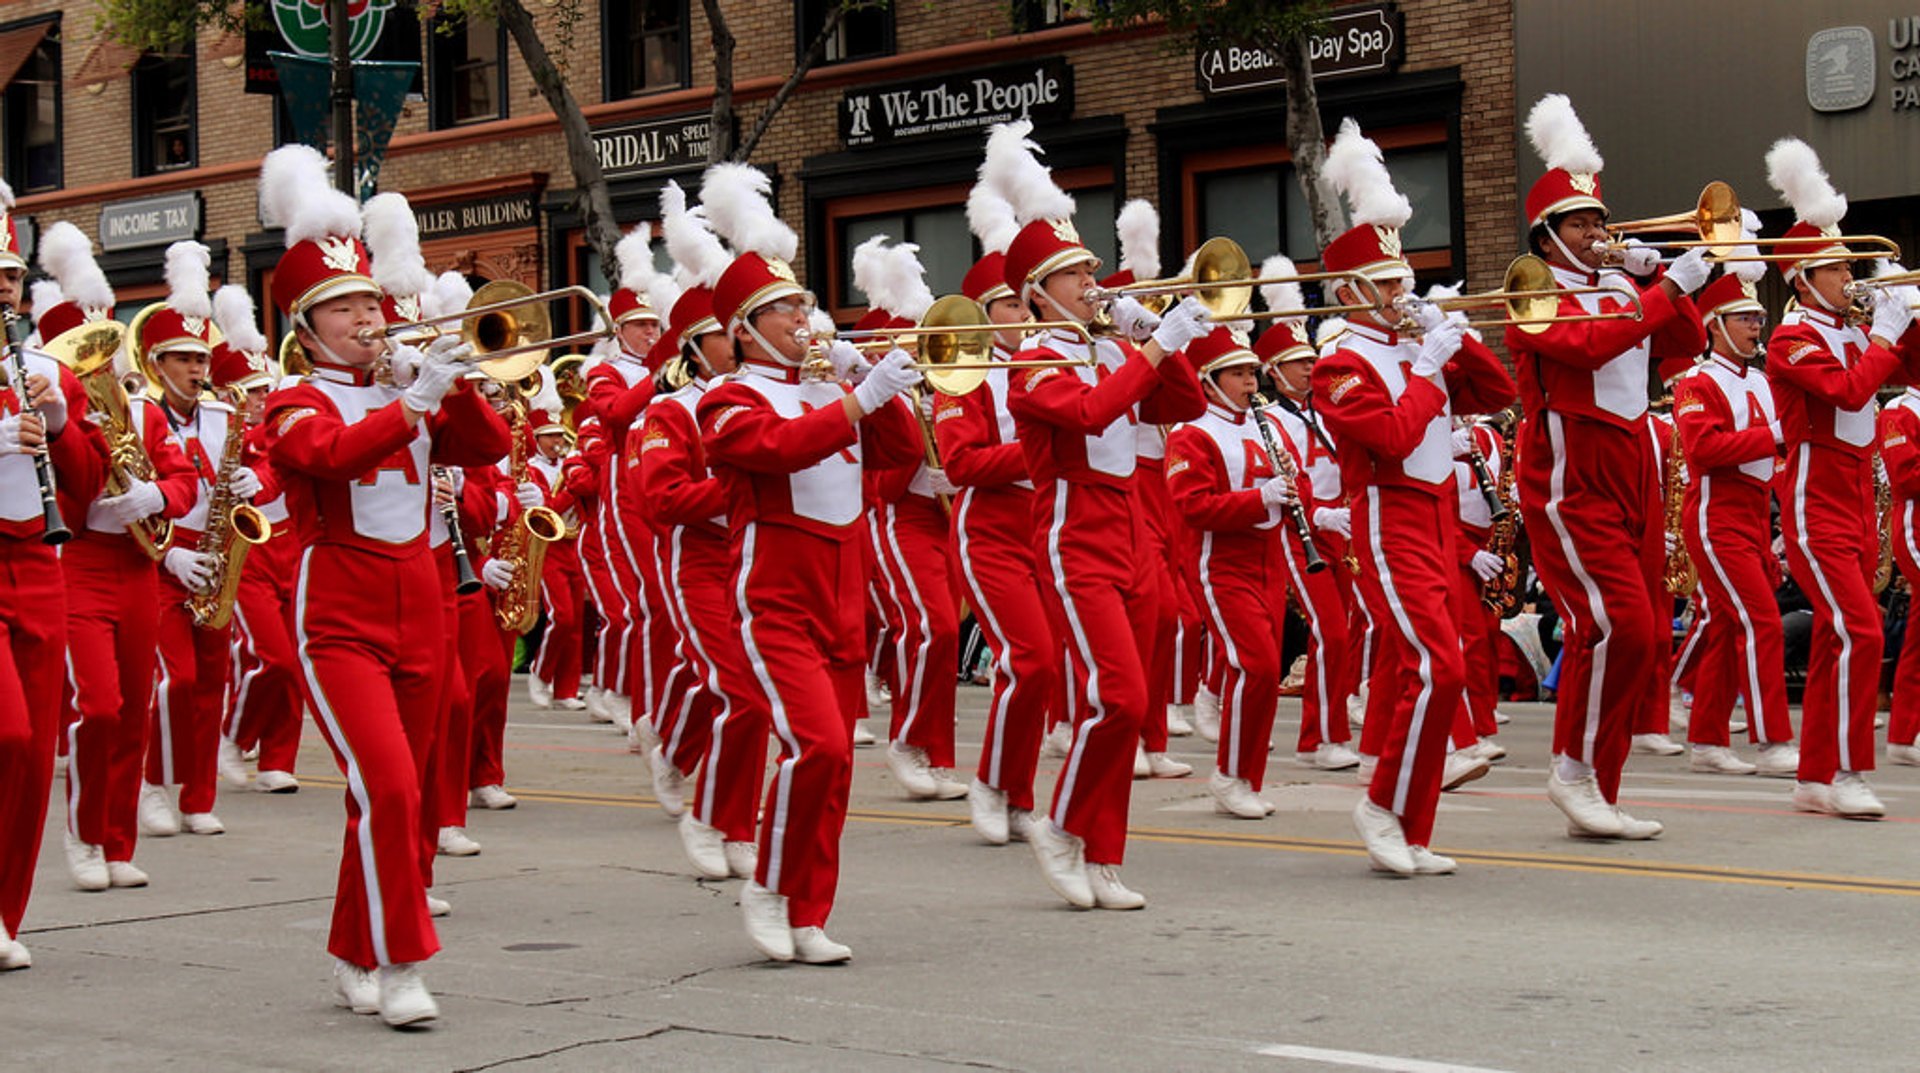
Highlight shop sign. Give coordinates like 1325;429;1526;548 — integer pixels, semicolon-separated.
591;114;714;179
413;193;537;239
1195;3;1404;96
839;58;1073;148
98;193;201;252
1807;26;1877;112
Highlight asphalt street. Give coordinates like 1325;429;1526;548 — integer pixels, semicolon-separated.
10;684;1920;1072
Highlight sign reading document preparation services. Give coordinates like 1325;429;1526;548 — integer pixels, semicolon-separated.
840;58;1073;148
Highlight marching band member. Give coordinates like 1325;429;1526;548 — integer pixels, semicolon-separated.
48;222;199;891
141;240;258;839
258;145;509;1024
1310;119;1516;874
937;182;1057;844
524;398;590;717
210;286;304;794
694;161;922;961
1881;316;1920;766
983;120;1208;909
1510;95;1710;838
1448;412;1510;762
1166;327;1294;819
1253;261;1360;771
0;196;105;967
1762;138;1919;817
1674;267;1797;775
1631;396;1689;759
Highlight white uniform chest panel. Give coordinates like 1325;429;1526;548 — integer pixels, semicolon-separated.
737;376;863;526
161;402;236;532
609;356;648;388
1064;340;1140;479
311;379;431;544
1268;404;1340;500
1347;333;1453;483
979;368;1032;490
1805;318;1876;447
1194;411;1279;529
1561;269;1649;421
1697;363;1778;480
0;352;63;524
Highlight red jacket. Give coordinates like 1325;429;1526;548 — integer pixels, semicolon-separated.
1508;265;1704;430
1007;331;1206;490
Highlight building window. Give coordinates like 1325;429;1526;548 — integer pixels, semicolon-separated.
430;15;505;129
605;0;686;98
797;1;893;65
132;46;195;175
1;22;60;194
1011;0;1080;32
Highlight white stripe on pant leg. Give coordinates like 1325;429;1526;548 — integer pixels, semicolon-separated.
955;491;1017;788
1669;591;1707;693
1047;483;1108;821
1198;533;1247;775
883;502;935;747
1791;444;1853;771
1696;477;1772;743
1283;534;1335;742
227;603;264;743
533;578;559;685
733;524;801;890
1542;411;1612;761
599;465;636;697
63;649;82;838
1367;487;1438;816
293;547;391;966
154;638;177;786
671;530;733;827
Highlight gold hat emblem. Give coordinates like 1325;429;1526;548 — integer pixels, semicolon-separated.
395;295;421;321
1740;280;1757;300
1049;218;1081;243
767;257;797;283
1374;226;1403;257
319;235;360;272
183;315;206;336
1568;172;1598;195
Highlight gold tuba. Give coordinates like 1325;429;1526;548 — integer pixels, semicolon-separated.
1663;417;1698;596
493;400;566;634
46;320;172;560
185;387;271;629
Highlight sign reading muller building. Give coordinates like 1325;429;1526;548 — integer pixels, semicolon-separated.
839;58;1074;148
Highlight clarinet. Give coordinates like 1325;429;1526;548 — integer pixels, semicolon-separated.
1463;424;1510;521
1251;393;1326;574
2;308;70;544
435;465;483;595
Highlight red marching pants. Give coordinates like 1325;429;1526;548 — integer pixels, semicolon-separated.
627;515;678;728
955;487;1056;812
0;537;64;938
1451;558;1502;740
1286;531;1356;753
580;510;631;699
226;531;303;775
1354;485;1466;848
1683;476;1793;747
1779;445;1881;781
727;522;865;930
674;528;768;843
425;549;468;842
462;588;516;791
1134;461;1179;753
1891;502;1920;748
533;538;585;701
871;496;959;766
1196;531;1282;790
1035;482;1157;867
294;544;443;969
150;574;230;816
1519;412;1663;803
64;536;158;863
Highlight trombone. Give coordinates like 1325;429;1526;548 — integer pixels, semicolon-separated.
1397;255;1645;337
1083;236;1382;322
364;282;615;383
1600;181;1903;263
810;294;1096;396
1844;273;1920;318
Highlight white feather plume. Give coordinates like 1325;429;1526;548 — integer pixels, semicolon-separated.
525;365;561;416
1876;259;1911;280
966;183;1020;255
1116;200;1161;279
0;179;13;210
979;119;1074;225
211;285;268;354
362;192;433;299
37;221;113;310
661;180;731;288
1259;255;1305;326
615;224;659;297
1525;94;1604;174
1423;281;1464;302
164;241;212;318
423;270;474;322
1727;208;1767;284
698;163;796;263
1324;118;1410;229
259;145;362;246
808;307;838;339
1765;137;1847;229
851;235;935;320
647;273;683;328
28;280;61;328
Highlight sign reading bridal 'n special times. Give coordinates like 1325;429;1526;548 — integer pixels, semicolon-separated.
839;58;1073;149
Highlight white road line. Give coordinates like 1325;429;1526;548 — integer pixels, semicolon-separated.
1255;1043;1516;1073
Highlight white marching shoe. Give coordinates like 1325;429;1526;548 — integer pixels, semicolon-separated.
1754;743;1800;778
1690;746;1757;775
527;674;554;709
1007;808;1038;843
1086;864;1146;910
1631;733;1685;757
469;784;517;810
552;696;588;712
138;783;180;837
0;933;29;971
969;778;1010;844
65;832;108;892
1144;751;1192;778
1548;770;1625;838
1346;686;1368;730
723;840;758;880
1791;780;1835;814
1194;689;1222;742
1029;819;1094;908
1612;807;1664;840
1296;743;1361;771
106;860;149;888
851;720;877;747
1209;770;1270;819
1440;751;1491;791
1830;773;1885;819
182;812;225;836
1040;722;1073;760
1408;846;1457;875
584;686;612;724
790;926;852;964
1887;742;1920;767
741;882;795;961
1353;799;1414;876
377;963;439;1027
436;827;481;857
425;892;451;918
217;737;250;787
885;741;939;798
254;770;300;793
1667;686;1691;734
332;959;379;1015
649;745;687;816
864;671;893;710
1132;744;1151;778
680;814;730;879
627;711;659;756
1468;738;1507;764
1165;704;1195;737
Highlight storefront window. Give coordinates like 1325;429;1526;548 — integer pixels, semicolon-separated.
132;46;194;176
2;24;59;194
1199;147;1450;264
838;204;970;307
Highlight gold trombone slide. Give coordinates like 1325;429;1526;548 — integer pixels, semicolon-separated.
819;294;1096;396
363;282;616;383
1601;181;1902;263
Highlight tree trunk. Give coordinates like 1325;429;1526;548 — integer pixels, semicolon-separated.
1277;31;1344;250
732;3;849;162
498;0;622;282
702;0;736;162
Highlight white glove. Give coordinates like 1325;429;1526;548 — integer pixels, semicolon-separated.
494;492;511;525
1109;296;1162;343
481;558;516;591
400;335;473;413
515;481;545;510
163;547;216;592
1412;322;1463;378
1619;239;1661;278
386;343;424;389
97;479;165;527
1870;286;1916;345
852;349;920;414
1449;427;1476;459
1470;549;1505;582
1312;506;1351;538
1259;475;1297;508
1664;248;1712;294
1402;296;1449;334
227;466;263;500
925;468;959;497
1150;296;1212;354
826;339;872;383
22;373;65;437
0;413;39;456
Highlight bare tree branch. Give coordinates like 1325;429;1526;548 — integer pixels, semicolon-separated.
732;3;850;163
701;0;737;163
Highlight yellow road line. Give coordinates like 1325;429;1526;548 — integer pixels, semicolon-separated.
301;776;1920;898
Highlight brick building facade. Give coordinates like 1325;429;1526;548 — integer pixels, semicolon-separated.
0;0;1515;340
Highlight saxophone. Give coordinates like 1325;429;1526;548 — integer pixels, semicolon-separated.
185;387;271;629
1875;452;1895;594
71;336;172;559
1662;418;1698;596
1481;423;1522;613
493;401;566;634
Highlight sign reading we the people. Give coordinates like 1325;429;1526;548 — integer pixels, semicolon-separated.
839;58;1074;149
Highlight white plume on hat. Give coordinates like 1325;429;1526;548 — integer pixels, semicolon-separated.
422;269;474;322
661;180;731;289
980;119;1074;226
211;285;268;354
1764;137;1847;229
362;192;433;300
966;183;1020;256
259;145;361;246
1525;94;1604;174
1423;281;1464;302
0;179;13;210
1259;255;1306;327
1725;208;1767;284
1116;200;1161;280
615;224;660;299
525;364;561;416
164;241;212;319
1324;118;1410;229
807;306;837;340
852;235;936;321
587;296;616;364
38;221;114;311
28;279;62;328
698;163;796;263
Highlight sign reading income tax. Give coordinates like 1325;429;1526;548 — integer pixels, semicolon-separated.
99;193;202;253
1195;2;1405;97
840;58;1073;148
